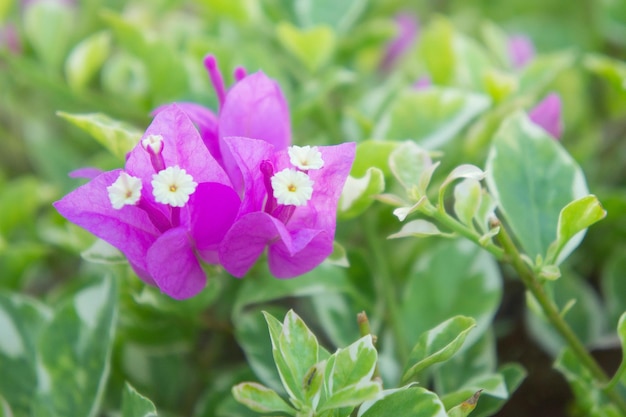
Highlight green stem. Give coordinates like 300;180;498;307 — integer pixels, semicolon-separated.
365;211;409;365
421;202;505;260
496;225;626;413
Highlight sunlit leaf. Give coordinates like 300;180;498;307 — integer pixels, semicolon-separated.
545;195;606;264
65;31;112;91
359;387;448;417
339;167;385;220
57;112;141;160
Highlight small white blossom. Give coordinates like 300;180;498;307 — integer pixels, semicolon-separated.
142;134;164;155
107;172;142;209
288;145;324;171
151;166;197;207
271;168;314;206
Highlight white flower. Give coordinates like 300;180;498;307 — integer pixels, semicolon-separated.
151;166;197;207
142;134;164;155
271;168;314;206
107;172;142;209
288;145;324;171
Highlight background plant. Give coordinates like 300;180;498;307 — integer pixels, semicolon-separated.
1;0;626;416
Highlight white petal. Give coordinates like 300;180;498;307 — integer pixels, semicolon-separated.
142;134;164;155
151;166;198;207
288;145;324;171
271;168;314;206
107;172;142;209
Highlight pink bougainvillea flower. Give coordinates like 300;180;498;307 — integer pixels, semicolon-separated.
54;104;240;299
508;35;535;70
529;92;563;140
380;13;419;73
155;55;291;191
218;137;355;278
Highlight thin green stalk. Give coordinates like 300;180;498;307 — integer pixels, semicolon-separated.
420;202;505;260
365;211;409;365
496;225;626;413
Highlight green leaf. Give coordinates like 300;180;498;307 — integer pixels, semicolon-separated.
318;381;381;411
122;382;158;417
388;141;433;195
388;219;445;239
34;277;118;417
359;387;448;417
584;53;626;93
0;294;52;416
447;391;482;417
81;238;126;265
602;251;626;326
23;0;74;70
418;17;455;85
453;179;483;227
325;335;378;393
401;238;502;350
385;88;491;150
232;382;295;415
402;316;476;384
278;310;321;402
293;0;367;34
65;30;112;91
263;311;300;399
485;112;589;263
555;348;616;416
469;364;526;417
276;23;336;73
338;167;385;220
546;195;606;264
57;111;141;160
351;140;399;178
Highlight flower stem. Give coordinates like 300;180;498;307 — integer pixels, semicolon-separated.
365;211;409;365
496;224;626;413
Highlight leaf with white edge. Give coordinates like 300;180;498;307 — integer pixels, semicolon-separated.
57;112;141;160
389;141;433;195
232;382;296;415
263;311;300;399
401;316;476;384
485;112;589;263
276;23;336;73
388;219;444;239
338;167;385;220
454;179;483;227
447;390;482;417
81;238;126;265
385;88;491;150
554;347;615;415
392;197;427;222
303;362;326;408
122;382;158;417
475;191;497;234
34;277;117;417
317;381;381;411
440;165;485;197
470;364;527;417
65;30;112;91
359;387;448;417
278;310;321;403
401;239;502;350
440;373;508;411
545;195;606;265
329;335;377;389
0;294;52;416
418;161;441;197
